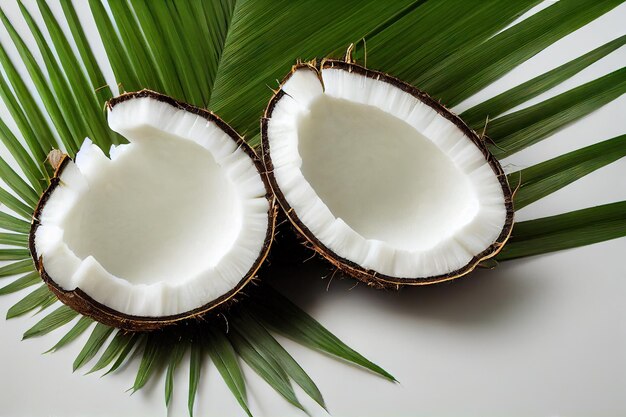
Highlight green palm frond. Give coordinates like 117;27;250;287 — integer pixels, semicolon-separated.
0;259;34;277
416;0;622;105
487;67;626;158
0;271;39;295
132;332;171;392
180;342;195;411
5;284;57;319
351;0;539;76
508;135;626;210
0;6;78;154
57;0;111;105
497;201;626;261
0;231;28;246
22;305;78;339
72;323;116;372
0;156;38;206
87;331;137;375
31;0;117;148
0;248;29;260
0;0;624;416
45;315;94;353
0;186;33;218
460;34;626;126
205;328;253;417
232;310;326;409
229;328;308;413
103;332;142;376
0;116;46;192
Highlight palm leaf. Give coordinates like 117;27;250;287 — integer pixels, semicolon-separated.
0;1;624;416
0;211;30;234
0;6;77;153
0;186;34;219
253;286;397;382
171;1;213;105
234;311;326;409
488;67;626;158
34;0;115;149
0;259;33;278
0;232;28;247
509;135;626;210
164;341;186;408
0;36;57;159
0;271;40;295
106;1;163;93
88;331;136;374
58;0;113;105
132;333;172;392
103;333;144;375
16;2;93;152
356;0;539;80
0;112;45;191
0;41;52;168
144;2;206;106
228;328;306;413
5;284;56;319
417;0;623;105
0;156;38;206
123;0;186;98
22;305;79;340
73;322;114;371
88;0;140;94
208;0;417;135
461;34;626;127
205;328;252;417
46;316;94;353
0;248;30;261
497;202;626;261
187;340;201;416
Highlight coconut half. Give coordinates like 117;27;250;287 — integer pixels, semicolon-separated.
30;91;275;330
262;61;514;287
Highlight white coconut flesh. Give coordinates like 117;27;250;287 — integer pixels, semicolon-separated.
34;97;270;317
266;65;508;279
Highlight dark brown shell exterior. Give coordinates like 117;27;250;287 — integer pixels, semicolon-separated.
29;90;277;331
261;60;514;289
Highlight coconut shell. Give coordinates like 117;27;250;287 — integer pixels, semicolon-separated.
261;60;514;289
29;90;277;331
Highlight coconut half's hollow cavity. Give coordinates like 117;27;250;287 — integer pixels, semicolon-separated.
30;90;275;331
262;60;514;287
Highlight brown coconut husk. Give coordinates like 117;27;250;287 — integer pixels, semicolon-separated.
29;90;278;331
261;59;514;289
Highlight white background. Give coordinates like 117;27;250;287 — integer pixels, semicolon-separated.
0;1;625;416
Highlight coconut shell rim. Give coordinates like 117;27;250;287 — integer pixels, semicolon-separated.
29;89;277;332
261;60;514;288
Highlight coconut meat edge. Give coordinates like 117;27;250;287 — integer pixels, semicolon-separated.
267;66;507;279
34;97;269;317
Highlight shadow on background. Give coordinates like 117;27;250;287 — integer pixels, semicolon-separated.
264;231;545;329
